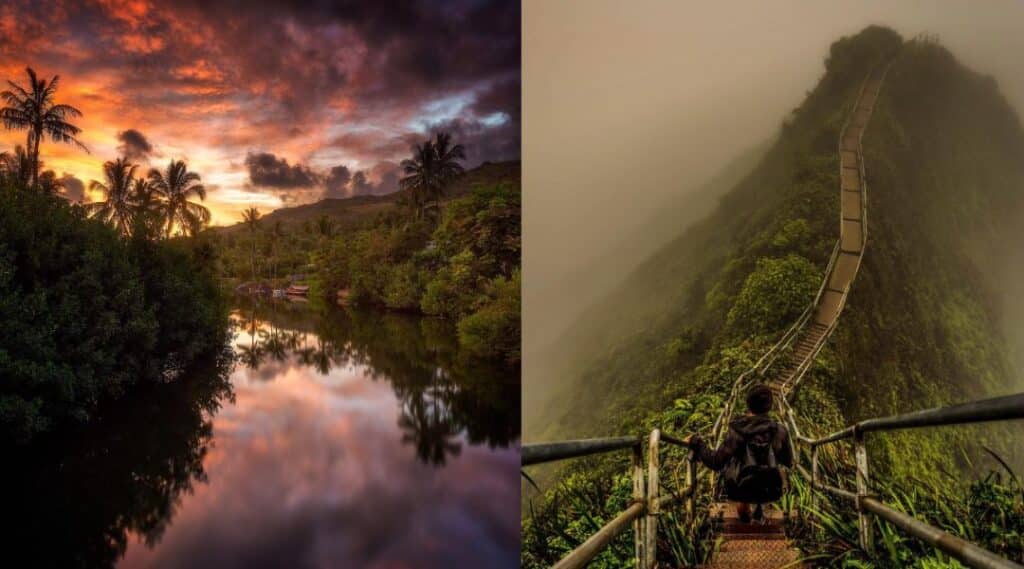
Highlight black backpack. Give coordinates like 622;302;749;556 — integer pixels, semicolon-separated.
724;424;784;504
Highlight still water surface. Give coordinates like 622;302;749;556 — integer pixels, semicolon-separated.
8;301;520;568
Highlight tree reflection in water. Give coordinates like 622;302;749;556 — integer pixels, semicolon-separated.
2;299;518;568
233;297;520;466
1;348;235;569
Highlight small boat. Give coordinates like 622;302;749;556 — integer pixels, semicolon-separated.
285;284;309;297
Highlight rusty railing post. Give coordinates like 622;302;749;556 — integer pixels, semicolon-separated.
645;429;660;568
632;442;647;569
854;429;873;554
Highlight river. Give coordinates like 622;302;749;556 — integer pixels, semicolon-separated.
5;299;520;568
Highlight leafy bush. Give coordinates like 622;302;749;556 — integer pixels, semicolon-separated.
726;254;819;335
0;184;227;443
320;183;520;361
458;270;521;362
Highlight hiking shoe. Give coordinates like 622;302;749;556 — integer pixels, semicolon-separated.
753;504;765;523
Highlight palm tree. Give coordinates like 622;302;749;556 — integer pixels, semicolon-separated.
148;159;209;237
129;178;162;235
84;157;139;236
0;67;86;188
431;132;466;199
399;132;465;219
0;145;31;187
241;207;261;280
399;141;435;219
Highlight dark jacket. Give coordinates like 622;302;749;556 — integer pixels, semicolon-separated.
688;414;793;472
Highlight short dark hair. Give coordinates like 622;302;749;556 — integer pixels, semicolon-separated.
746;385;773;414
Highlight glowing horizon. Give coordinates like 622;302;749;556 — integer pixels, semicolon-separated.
0;0;520;226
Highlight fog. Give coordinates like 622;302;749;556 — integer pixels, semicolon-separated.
523;1;1024;418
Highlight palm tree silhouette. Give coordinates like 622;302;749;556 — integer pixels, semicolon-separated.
431;132;466;199
399;132;465;219
148;159;209;237
129;177;163;235
0;145;32;187
241;207;261;280
0;67;87;188
84;157;139;236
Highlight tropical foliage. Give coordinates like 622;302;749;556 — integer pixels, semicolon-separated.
147;159;210;237
399;131;466;218
0;171;227;445
320;182;521;362
0;67;86;188
81;157;210;238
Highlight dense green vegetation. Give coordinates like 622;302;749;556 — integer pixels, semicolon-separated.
524;26;1024;567
0;66;228;445
212;156;522;364
0;182;228;444
320;182;521;362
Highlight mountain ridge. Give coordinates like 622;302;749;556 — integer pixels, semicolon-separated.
207;160;520;233
526;26;1024;474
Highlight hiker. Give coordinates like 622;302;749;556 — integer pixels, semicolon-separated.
684;384;793;523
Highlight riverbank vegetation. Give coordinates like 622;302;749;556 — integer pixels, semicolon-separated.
0;181;228;444
0;67;228;445
524;27;1024;567
211;135;521;364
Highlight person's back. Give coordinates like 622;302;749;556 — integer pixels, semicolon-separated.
685;385;792;522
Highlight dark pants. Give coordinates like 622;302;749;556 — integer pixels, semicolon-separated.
725;469;783;504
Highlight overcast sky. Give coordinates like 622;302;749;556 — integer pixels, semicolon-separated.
523;0;1024;377
0;0;520;224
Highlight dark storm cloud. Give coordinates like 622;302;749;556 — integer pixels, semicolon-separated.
323;165;353;199
117;129;155;161
323;161;400;199
429;117;521;165
246;152;319;188
58;173;85;203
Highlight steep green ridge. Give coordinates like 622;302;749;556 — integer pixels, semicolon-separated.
524;26;1024;566
528;15;1024;519
531;27;1023;447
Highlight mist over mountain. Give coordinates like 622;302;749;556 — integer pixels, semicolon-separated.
525;25;1024;492
523;2;1024;437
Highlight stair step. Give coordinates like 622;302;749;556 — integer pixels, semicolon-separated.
713;548;801;562
722;522;785;535
720;540;794;552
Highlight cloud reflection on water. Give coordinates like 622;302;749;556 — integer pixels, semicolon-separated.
119;302;519;568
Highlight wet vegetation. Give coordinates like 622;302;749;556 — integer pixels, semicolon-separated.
524;26;1024;567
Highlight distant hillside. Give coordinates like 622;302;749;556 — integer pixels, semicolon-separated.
210;161;520;234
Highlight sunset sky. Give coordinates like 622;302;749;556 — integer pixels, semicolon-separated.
0;0;520;225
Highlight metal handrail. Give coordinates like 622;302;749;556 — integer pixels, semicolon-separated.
799;392;1024;569
522;435;649;568
522;436;640;466
807;392;1024;446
